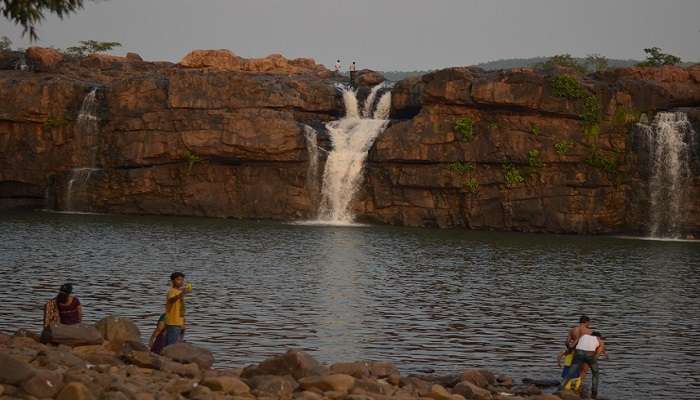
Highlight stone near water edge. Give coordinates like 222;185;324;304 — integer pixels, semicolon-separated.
330;361;370;378
368;362;400;378
188;384;214;400
0;353;35;385
201;376;250;395
21;369;64;398
56;382;95;400
159;359;201;379
452;381;493;400
299;374;356;394
248;374;299;399
242;349;323;380
555;390;582;400
352;378;397;396
13;328;41;342
294;390;324;400
424;384;453;400
47;323;104;347
123;350;162;369
496;375;513;388
460;369;495;388
95;315;142;344
162;342;214;369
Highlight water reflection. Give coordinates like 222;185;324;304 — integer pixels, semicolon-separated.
0;211;698;400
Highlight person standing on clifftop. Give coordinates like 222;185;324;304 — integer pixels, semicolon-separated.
164;272;192;346
334;59;342;73
349;61;357;82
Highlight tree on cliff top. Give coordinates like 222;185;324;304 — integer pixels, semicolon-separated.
1;0;85;41
65;40;121;56
637;47;681;67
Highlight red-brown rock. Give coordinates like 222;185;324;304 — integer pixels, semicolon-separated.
25;47;64;71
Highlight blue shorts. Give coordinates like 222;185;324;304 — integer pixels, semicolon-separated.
164;325;183;347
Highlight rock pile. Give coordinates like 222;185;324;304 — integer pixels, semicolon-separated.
0;317;582;400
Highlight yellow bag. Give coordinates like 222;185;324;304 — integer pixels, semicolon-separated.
564;352;575;367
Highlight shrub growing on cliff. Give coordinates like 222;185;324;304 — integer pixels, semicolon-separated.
582;96;602;140
527;149;543;168
464;177;479;194
554;140;575;156
637;47;681;67
184;149;202;172
503;164;525;186
449;161;475;174
44;115;67;129
551;75;586;99
530;124;541;136
455;117;475;142
65;40;122;57
585;150;618;173
584;54;609;72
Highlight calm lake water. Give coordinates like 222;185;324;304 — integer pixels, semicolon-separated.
0;211;698;399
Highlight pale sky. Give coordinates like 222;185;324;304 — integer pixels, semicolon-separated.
1;0;698;70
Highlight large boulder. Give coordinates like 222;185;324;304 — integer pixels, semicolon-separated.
46;324;103;346
241;349;323;380
0;353;35;385
179;49;244;70
25;47;63;71
95;315;141;344
248;374;299;399
162;342;214;369
355;69;385;87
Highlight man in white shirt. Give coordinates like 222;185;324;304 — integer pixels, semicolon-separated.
561;331;606;399
334;60;341;73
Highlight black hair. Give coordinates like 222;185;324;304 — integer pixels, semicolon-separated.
580;315;590;324
592;331;602;338
170;272;185;281
57;283;73;304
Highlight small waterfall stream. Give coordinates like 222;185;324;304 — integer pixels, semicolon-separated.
638;112;697;238
63;88;101;212
303;125;321;208
314;84;391;224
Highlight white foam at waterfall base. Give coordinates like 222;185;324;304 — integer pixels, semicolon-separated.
640;112;696;239
301;85;391;226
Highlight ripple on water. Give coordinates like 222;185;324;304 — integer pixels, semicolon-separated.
0;211;699;400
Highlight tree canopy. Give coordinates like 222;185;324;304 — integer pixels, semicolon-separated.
637;47;682;67
65;40;121;56
1;0;85;41
0;35;11;51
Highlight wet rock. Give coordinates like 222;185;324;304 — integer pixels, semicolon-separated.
25;47;64;71
162;342;214;369
0;353;35;385
95;316;142;344
201;376;250;394
56;382;95;400
242;349;323;380
496;375;513;388
47;323;104;346
453;381;493;400
21;369;64;398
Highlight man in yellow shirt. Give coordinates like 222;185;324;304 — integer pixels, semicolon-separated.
164;272;191;346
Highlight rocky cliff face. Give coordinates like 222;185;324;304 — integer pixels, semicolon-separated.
1;48;699;236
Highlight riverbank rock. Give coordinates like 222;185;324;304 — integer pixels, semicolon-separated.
299;374;356;393
47;324;104;346
201;375;250;394
453;381;493;400
242;349;323;380
0;353;35;385
57;382;94;400
21;369;64;398
95;316;141;344
162;342;214;369
355;69;385;86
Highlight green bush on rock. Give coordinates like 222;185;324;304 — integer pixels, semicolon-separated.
455;117;475;142
551;75;586;99
554;140;575;156
503;164;525;186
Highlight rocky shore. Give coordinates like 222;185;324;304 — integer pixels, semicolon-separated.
1;317;580;400
1;47;699;235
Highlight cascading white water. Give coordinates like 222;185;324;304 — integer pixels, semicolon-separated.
303;125;321;206
63;88;101;211
639;112;697;238
316;85;391;224
362;82;386;118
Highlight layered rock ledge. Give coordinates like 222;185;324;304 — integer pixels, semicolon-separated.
1;318;581;400
1;48;699;235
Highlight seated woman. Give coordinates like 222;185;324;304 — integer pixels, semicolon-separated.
42;283;82;342
149;314;167;354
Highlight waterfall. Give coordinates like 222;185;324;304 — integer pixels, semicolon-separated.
315;84;391;224
303;125;321;207
362;82;385;118
63;88;101;212
639;112;697;238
